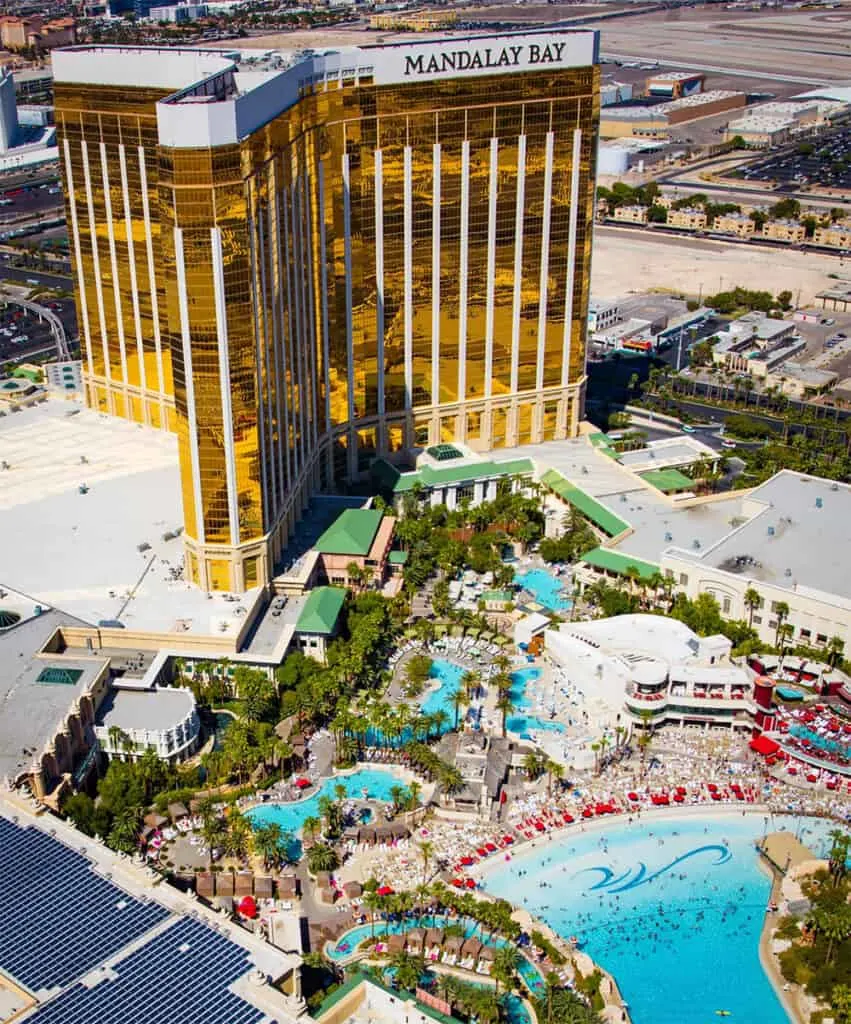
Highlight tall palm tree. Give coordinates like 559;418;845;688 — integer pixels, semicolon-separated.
418;840;434;885
774;601;790;649
450;688;468;730
827;636;846;669
744;587;761;628
496;691;515;738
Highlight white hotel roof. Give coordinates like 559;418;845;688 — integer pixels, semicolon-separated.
52;30;598;147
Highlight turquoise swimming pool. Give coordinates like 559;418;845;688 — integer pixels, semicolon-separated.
247;768;404;838
326;913;544;995
482;812;841;1024
508;666;540;710
506;713;566;738
514;568;573;612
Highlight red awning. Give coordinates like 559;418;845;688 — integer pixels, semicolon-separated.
749;735;780;756
377;885;394;896
295;777;312;788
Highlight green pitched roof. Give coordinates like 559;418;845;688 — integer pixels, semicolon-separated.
371;457;402;491
314;509;384;556
393;457;534;493
481;589;512;602
388;550;408;564
540;470;630;537
580;546;659;580
639;468;694;493
296;587;347;635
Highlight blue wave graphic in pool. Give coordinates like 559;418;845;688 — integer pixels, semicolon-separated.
577;844;732;894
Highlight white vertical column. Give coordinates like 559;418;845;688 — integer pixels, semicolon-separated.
80;140;110;381
246;208;271;532
278;190;296;489
510;134;527;395
301;172;319;447
484;136;498;399
211;226;240;547
256;200;278;514
174;227;205;543
457;139;470;403
374;150;385;419
269;167;287;497
403;144;413;411
99;142;128;386
431;142;441;407
342;152;355;426
138;147;164;402
536;130;555;392
118;144;145;395
318;160;331;432
562;129;584;386
62;138;94;379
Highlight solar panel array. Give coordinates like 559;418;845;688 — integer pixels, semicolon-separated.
28;917;265;1024
0;816;168;992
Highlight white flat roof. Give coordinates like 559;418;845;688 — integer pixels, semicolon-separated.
95;685;195;732
669;470;851;604
499;436;746;566
0;400;259;635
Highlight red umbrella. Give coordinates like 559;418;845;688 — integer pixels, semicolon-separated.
563;813;575;823
477;848;488;857
673;793;684;803
627;792;639;802
295;777;311;789
711;791;722;800
502;835;514;844
581;808;593;818
534;821;545;831
461;856;475;866
707;783;717;792
675;786;686;796
451;878;463;887
485;842;497;852
238;895;258;918
377;885;394;896
465;878;476;889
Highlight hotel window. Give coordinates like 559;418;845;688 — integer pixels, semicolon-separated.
753;615;762;626
679;573;688;586
722;598;731;614
800;628;811;640
817;634;828;645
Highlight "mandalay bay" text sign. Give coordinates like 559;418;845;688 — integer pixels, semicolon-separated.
372;30;598;85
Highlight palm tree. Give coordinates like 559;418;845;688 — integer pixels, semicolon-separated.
450;688;468;730
201;814;226;868
302;815;321;847
496;690;515;738
492;945;520;996
107;807;141;854
744;587;761;628
417;840;434;884
774;601;790;649
546;758;565;795
461;670;481;701
307;842;340;875
827;636;846;669
253;822;284;871
225;810;252;862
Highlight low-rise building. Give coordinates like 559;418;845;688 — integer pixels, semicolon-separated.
765;361;838;399
725;116;793;148
94;683;200;762
711;312;802;376
0;15;76;50
588;299;620;333
369;9;456;30
293;585;346;663
546;615;755;733
613;204;648;224
667;207;707;230
147;2;207;20
43;359;83;393
314;508;395;588
374;444;534;512
645;70;705;99
762;219;806;243
712;213;755;237
814;221;851;250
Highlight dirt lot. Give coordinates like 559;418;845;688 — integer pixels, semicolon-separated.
591;225;848;306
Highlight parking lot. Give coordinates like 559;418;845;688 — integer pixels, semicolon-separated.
0;298;75;365
736;126;851;193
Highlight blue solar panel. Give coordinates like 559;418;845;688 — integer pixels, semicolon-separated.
0;816;168;992
28;917;265;1024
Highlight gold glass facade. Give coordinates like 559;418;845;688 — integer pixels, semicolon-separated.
55;40;599;592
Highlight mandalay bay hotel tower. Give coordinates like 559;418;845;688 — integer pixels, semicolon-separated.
53;31;600;592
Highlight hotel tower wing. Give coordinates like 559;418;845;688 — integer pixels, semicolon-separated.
52;31;600;591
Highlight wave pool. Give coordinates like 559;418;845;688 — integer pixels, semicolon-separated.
482;812;838;1024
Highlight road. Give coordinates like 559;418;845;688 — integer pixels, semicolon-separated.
0;264;73;290
600;52;825;86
